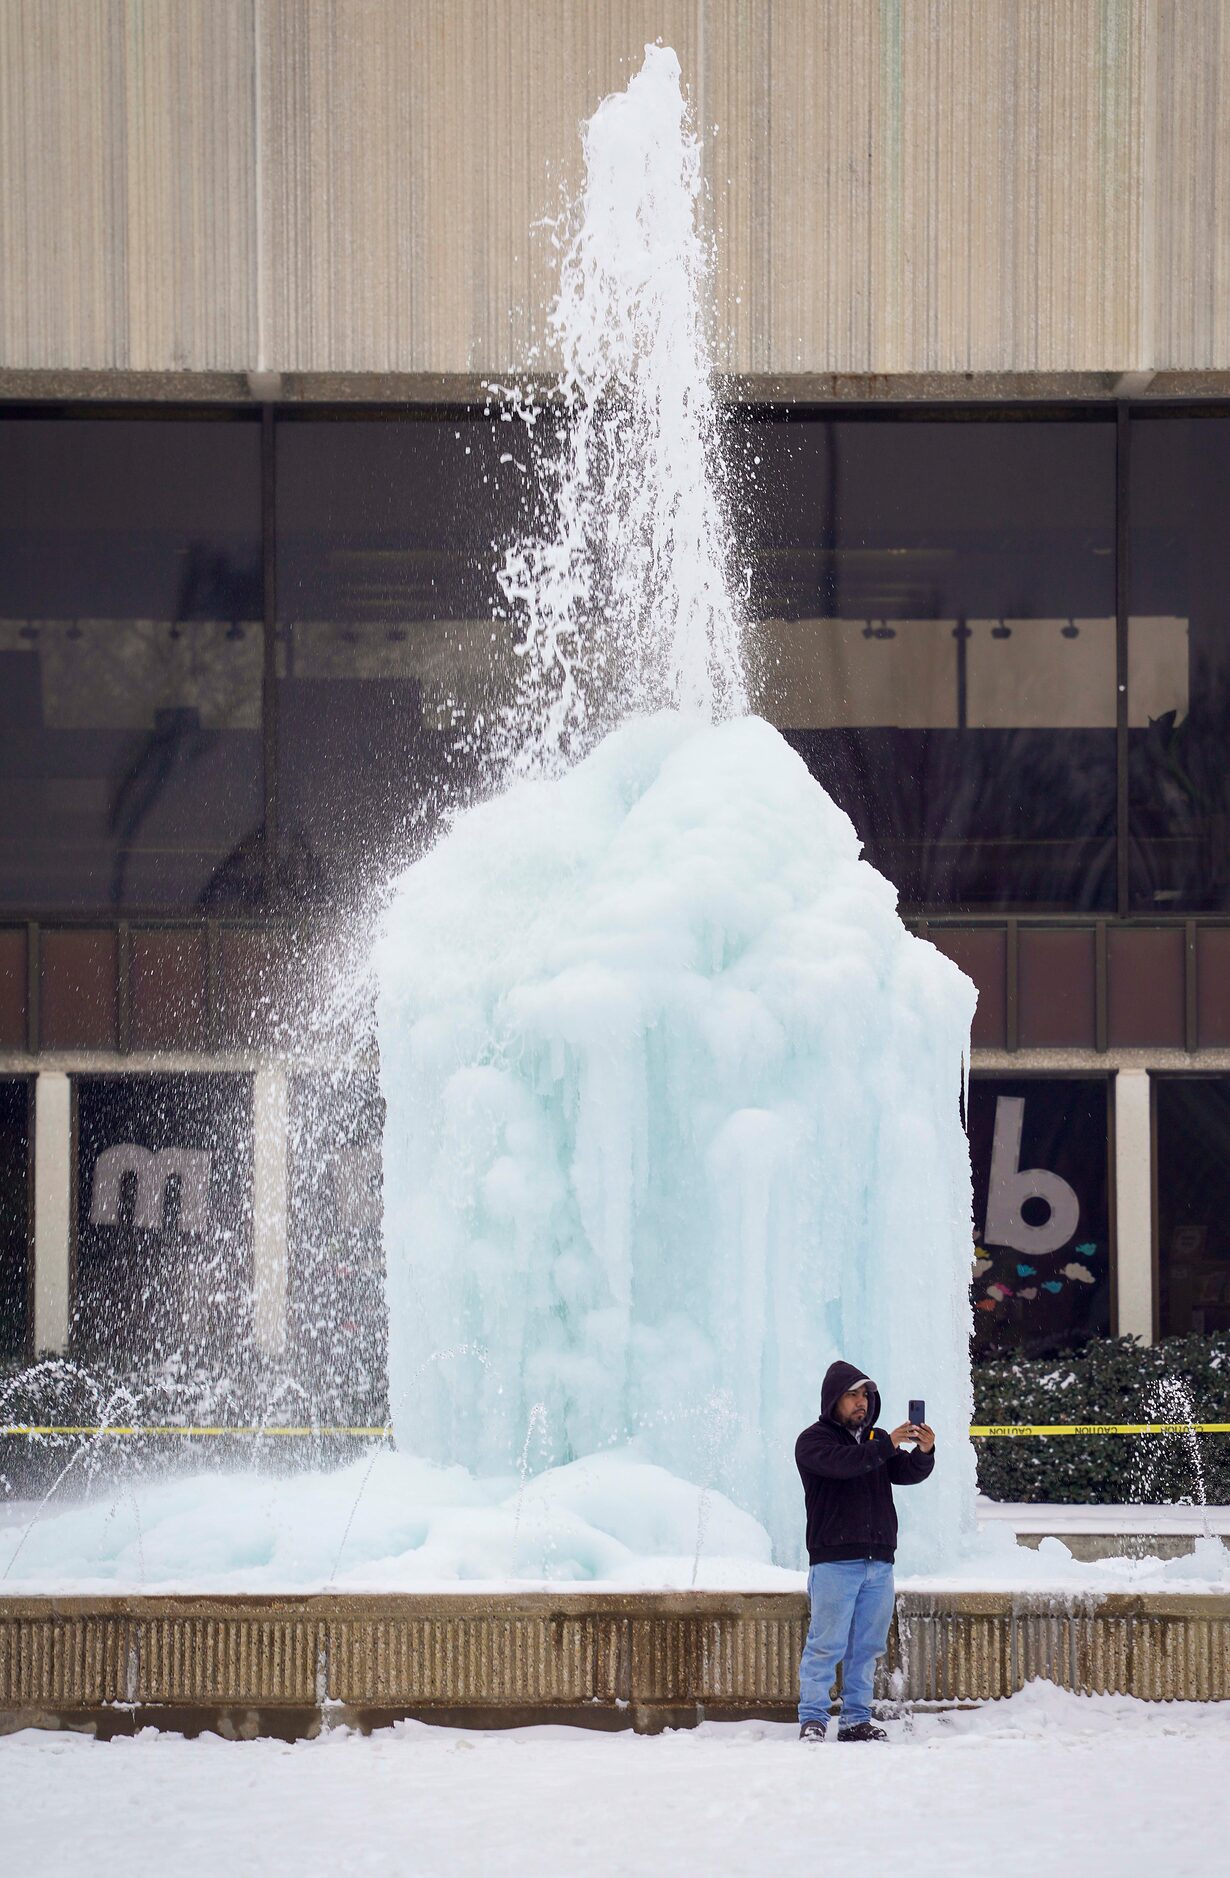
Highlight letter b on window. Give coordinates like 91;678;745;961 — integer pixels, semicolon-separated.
984;1096;1079;1256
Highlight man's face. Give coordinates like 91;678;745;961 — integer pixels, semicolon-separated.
835;1384;870;1428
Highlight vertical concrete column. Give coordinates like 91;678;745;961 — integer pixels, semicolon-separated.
1114;1068;1154;1344
252;1063;290;1354
33;1070;72;1355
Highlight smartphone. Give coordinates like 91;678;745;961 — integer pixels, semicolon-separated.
908;1399;925;1427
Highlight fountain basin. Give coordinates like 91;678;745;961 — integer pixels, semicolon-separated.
3;1587;1228;1737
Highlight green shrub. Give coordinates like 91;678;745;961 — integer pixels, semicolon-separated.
973;1333;1230;1504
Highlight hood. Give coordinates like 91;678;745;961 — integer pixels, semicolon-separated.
820;1359;881;1429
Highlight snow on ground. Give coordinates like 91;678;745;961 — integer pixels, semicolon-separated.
3;1682;1227;1878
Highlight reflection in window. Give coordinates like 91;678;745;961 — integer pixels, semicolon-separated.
968;1077;1111;1358
275;416;530;899
739;417;1117;910
73;1074;253;1364
0;1080;29;1359
0;418;263;913
1156;1078;1230;1337
1129;416;1230;910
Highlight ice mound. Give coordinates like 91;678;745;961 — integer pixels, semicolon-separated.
0;1450;786;1595
376;713;978;1569
7;1455;1229;1593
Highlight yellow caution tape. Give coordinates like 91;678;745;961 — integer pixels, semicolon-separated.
0;1423;1228;1439
0;1425;394;1438
969;1423;1230;1437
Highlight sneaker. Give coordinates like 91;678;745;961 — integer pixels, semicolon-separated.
798;1720;828;1743
836;1720;888;1742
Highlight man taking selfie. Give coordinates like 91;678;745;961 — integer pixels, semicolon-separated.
795;1358;936;1742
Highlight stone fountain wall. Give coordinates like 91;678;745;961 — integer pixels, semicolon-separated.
3;1589;1228;1737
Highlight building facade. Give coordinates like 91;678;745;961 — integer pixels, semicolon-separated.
2;1;1230;1378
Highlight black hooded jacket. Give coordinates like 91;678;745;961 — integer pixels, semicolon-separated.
795;1359;935;1564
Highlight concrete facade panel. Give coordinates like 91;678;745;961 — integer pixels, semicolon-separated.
1150;0;1230;370
3;2;1229;380
1196;927;1230;1048
129;930;210;1052
214;925;293;1048
38;928;118;1051
1108;926;1186;1048
0;929;27;1050
0;0;257;371
1018;927;1097;1049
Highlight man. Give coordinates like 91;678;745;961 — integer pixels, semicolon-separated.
795;1358;935;1742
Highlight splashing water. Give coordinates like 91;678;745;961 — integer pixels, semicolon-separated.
512;1403;551;1542
498;43;747;773
690;1388;739;1587
1133;1377;1212;1531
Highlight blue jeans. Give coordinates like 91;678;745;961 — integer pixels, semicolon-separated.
798;1558;896;1727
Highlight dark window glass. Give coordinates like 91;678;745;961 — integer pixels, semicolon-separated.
0;1079;30;1359
738;416;1117;910
73;1073;253;1364
275;415;528;898
1156;1077;1230;1337
969;1077;1111;1357
288;1069;387;1412
0;417;263;913
1128;416;1230;911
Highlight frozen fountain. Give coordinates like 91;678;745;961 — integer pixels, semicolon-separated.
375;43;978;1573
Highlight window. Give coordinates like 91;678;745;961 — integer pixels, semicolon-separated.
275;415;529;899
968;1076;1111;1357
1129;416;1230;911
288;1067;386;1408
73;1074;253;1363
1156;1078;1230;1337
0;1080;29;1359
739;415;1117;910
6;404;1230;924
0;416;263;913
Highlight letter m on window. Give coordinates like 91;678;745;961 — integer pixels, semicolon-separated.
89;1145;212;1234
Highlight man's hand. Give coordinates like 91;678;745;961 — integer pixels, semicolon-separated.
889;1422;936;1451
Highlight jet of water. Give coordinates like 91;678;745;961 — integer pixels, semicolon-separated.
1133;1376;1213;1537
690;1387;739;1587
1;1379;140;1581
512;1401;551;1543
497;43;748;774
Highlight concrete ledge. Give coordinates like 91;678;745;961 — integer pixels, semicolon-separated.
978;1504;1230;1564
5;369;1230;407
2;1590;1228;1735
1013;1533;1230;1562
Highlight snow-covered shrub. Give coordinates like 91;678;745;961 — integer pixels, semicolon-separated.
974;1333;1230;1503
